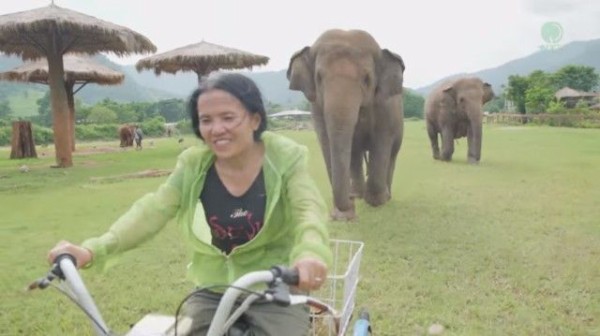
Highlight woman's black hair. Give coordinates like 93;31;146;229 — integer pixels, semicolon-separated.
188;73;268;141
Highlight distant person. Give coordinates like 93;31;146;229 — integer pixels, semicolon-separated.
134;125;144;150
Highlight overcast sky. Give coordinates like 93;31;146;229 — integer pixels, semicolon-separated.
2;0;599;88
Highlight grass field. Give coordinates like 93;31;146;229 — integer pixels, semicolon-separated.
1;121;599;335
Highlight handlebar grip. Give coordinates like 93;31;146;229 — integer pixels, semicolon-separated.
52;253;77;280
270;265;300;286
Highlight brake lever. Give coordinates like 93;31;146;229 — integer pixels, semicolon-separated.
265;280;293;306
26;264;59;291
26;253;76;291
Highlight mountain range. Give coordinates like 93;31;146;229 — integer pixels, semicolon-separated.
415;38;600;95
1;38;599;114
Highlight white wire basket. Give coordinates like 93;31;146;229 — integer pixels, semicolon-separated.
309;239;364;336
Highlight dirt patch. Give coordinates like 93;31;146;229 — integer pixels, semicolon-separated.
36;145;124;158
74;146;122;156
90;169;172;183
78;160;99;167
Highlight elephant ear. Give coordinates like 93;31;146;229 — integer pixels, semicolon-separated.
287;47;316;102
442;83;459;113
443;83;457;100
376;49;405;100
482;82;495;103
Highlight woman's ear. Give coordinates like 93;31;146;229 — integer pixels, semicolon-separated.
251;113;261;130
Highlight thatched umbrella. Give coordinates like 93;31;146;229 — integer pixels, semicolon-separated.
0;54;125;152
135;40;269;84
0;3;156;167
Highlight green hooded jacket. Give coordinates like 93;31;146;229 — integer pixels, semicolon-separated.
82;131;332;287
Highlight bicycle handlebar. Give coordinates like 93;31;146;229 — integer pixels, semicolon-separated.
29;253;111;336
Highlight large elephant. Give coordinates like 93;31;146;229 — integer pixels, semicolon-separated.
119;125;135;147
425;77;494;164
287;29;405;221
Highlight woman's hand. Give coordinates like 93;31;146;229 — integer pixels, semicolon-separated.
47;240;93;269
293;257;328;291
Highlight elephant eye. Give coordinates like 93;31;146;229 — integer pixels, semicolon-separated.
363;75;370;87
316;73;322;85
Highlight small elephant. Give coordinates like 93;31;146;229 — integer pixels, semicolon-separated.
287;29;405;221
424;77;494;164
119;125;135;148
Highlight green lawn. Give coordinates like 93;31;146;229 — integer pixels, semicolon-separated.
1;121;599;335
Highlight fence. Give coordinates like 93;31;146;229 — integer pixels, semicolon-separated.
484;113;600;128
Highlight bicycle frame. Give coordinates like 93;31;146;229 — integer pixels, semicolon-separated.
31;257;341;336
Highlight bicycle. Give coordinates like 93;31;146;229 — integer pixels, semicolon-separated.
29;239;370;336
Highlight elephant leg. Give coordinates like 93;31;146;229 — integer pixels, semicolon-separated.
440;127;455;161
427;121;440;160
364;107;398;206
387;136;402;193
365;141;392;206
467;119;482;164
350;134;366;199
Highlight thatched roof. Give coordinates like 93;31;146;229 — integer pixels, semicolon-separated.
0;3;156;59
0;54;124;85
555;87;597;99
135;41;269;76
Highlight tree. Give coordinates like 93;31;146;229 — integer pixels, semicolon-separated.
505;75;529;114
266;101;284;114
155;98;185;122
128;101;158;121
116;107;139;124
525;71;555;113
0;100;12;119
403;90;425;119
36;91;52;126
87;106;118;124
546;100;566;114
484;96;505;113
525;85;555;113
552;65;600;92
528;70;553;88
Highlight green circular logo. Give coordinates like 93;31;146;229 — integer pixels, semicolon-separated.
541;22;563;44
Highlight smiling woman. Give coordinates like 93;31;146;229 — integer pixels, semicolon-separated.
46;72;333;335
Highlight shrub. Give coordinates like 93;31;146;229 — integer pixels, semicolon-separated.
75;124;119;141
547;100;566;114
176;119;193;135
87;106;118;124
32;125;54;145
0;126;10;146
141;116;166;137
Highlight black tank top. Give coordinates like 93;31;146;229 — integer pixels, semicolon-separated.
200;164;266;254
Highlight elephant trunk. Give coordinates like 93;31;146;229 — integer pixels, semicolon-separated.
322;79;363;212
465;102;483;163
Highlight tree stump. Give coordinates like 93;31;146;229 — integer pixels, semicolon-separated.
10;121;38;159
